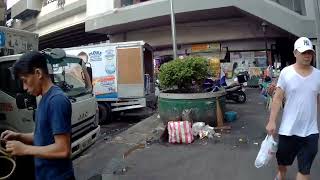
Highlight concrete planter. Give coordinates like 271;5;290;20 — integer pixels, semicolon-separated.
158;90;226;126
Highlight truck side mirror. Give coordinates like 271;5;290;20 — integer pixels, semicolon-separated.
16;93;37;110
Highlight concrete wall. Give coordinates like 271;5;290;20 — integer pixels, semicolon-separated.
110;17;286;48
12;0;86;36
86;0;316;38
86;0;114;17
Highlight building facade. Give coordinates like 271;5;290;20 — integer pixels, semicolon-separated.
9;0;319;67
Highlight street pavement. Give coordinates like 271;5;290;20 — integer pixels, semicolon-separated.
73;88;320;180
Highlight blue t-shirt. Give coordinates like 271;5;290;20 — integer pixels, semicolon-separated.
34;85;74;180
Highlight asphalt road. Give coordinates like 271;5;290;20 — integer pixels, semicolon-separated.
74;89;320;180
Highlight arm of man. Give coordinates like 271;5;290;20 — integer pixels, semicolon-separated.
1;131;34;145
6;133;71;159
17;133;34;145
266;87;285;135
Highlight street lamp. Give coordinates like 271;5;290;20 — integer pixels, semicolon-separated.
313;0;320;69
261;21;268;66
169;0;177;60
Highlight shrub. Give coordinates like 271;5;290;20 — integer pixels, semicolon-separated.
159;56;209;93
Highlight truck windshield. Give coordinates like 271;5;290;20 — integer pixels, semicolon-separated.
51;57;92;98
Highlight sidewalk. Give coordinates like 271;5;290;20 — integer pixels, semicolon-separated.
74;89;320;180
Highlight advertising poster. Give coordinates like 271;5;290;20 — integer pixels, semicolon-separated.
65;46;118;98
254;51;268;67
221;62;234;79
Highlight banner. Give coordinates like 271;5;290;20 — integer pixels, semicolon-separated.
65;45;118;98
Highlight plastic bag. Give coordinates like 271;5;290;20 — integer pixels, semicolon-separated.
192;122;205;136
192;123;215;139
255;135;278;168
199;125;215;139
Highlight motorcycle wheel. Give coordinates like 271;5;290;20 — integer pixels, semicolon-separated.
236;91;246;103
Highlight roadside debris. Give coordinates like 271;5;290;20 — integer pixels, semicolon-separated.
192;122;216;139
168;121;194;144
104;158;128;175
192;122;205;136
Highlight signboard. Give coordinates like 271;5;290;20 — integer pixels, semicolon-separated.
65;46;118;98
0;32;5;47
191;43;220;53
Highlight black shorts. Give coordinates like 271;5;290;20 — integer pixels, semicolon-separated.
276;134;319;175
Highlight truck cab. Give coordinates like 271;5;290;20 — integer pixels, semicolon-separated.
0;49;100;158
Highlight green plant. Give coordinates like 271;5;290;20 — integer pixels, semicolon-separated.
159;56;209;92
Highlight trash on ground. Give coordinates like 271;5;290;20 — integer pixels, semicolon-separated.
192;122;206;136
192;123;216;139
214;133;221;138
104;158;128;175
200;125;215;139
168;121;194;144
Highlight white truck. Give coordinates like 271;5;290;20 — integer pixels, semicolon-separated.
65;41;156;123
0;27;100;179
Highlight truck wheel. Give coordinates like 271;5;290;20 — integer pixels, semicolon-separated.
98;103;112;124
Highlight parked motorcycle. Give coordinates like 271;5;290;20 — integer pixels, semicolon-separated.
204;73;248;103
225;73;248;103
225;83;246;103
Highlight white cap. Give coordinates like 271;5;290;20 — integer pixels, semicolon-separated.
294;37;314;53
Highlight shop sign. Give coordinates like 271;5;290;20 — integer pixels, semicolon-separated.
191;43;220;53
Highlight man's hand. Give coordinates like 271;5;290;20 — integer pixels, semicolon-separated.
0;130;20;141
5;140;28;156
266;121;276;136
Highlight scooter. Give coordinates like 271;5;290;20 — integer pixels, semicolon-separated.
225;83;246;103
203;73;248;103
224;73;248;103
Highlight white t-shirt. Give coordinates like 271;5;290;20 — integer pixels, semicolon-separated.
277;65;320;137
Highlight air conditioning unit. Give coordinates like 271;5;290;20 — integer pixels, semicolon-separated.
11;0;41;20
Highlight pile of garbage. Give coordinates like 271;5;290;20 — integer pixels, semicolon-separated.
165;109;222;144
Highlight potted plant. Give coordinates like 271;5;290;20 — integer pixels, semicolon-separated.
158;56;226;126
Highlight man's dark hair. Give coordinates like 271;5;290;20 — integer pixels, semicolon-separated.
13;51;49;78
77;51;88;59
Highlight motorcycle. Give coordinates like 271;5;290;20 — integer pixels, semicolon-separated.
203;73;248;103
225;83;246;103
225;73;248;103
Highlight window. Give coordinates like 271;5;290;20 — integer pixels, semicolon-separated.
0;61;23;97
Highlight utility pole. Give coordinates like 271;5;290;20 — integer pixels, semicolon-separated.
314;0;320;69
262;21;268;66
169;0;177;60
0;0;6;26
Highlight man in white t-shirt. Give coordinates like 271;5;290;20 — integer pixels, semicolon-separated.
266;37;320;180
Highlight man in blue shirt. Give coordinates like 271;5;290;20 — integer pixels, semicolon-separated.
0;51;75;180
